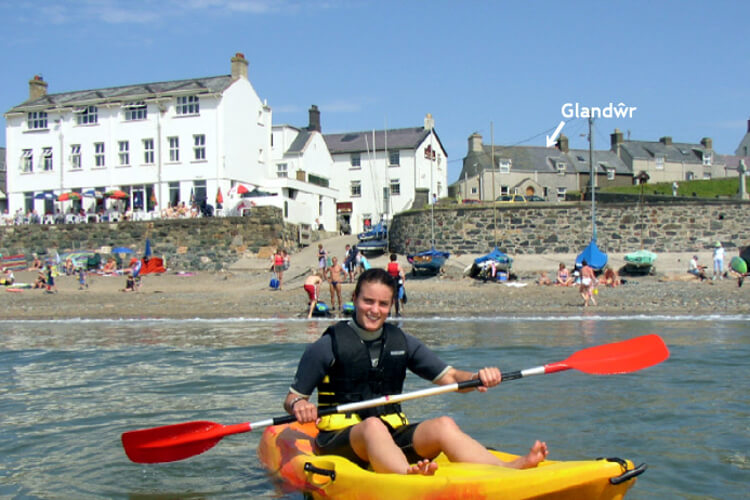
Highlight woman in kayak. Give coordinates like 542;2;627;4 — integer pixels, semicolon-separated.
284;268;548;475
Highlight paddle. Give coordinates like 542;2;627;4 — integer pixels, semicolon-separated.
122;334;668;464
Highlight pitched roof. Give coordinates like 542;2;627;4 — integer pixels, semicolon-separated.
7;75;234;113
324;127;444;155
287;130;313;154
619;140;716;165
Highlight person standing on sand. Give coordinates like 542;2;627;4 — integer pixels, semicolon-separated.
327;256;345;311
579;260;597;307
45;263;58;293
318;244;328;279
272;248;285;290
304;271;324;318
386;253;407;316
284;268;549;476
712;242;725;280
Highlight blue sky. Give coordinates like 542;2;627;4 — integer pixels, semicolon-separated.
2;0;748;183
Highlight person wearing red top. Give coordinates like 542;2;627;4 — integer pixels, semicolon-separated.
273;248;285;290
387;254;406;316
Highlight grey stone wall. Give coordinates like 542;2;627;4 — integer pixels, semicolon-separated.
0;206;298;271
389;199;749;255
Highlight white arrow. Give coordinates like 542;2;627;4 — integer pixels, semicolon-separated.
545;120;566;148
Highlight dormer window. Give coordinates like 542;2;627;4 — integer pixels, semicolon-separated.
499;159;511;173
74;105;98;125
176;95;199;115
27;111;48;129
123;101;147;121
655;157;664;170
557;161;566;174
702;152;712;166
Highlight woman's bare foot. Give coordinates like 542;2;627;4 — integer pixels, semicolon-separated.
406;459;438;475
509;440;549;469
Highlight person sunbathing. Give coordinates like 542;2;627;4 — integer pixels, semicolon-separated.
101;259;117;274
556;263;573;286
602;266;621;287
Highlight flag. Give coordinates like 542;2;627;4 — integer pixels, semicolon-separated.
216;187;224;205
150;192;157;207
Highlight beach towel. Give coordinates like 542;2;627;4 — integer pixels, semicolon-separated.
1;254;27;271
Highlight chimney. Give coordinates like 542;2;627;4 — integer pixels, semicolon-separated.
700;137;713;150
424;113;434;131
307;104;321;132
747;118;750;133
468;132;483;153
557;133;569;153
29;75;48;101
659;136;672;146
610;128;624;154
230;52;248;81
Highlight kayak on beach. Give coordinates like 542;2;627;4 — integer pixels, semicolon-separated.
258;421;644;500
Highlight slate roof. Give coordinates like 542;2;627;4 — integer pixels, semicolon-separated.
287;130;313;154
324;127;446;155
619;140;712;165
460;144;630;179
6;75;234;113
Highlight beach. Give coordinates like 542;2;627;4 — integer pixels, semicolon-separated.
3;235;747;320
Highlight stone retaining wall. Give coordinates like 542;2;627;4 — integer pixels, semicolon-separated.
0;206;298;271
389;199;749;256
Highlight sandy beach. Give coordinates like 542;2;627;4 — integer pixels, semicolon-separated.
2;234;747;320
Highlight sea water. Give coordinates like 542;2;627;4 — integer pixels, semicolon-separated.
0;315;747;499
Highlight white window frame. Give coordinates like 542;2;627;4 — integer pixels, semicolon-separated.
390;178;400;196
703;172;712;180
655;157;664;170
27;111;48;130
123;101;147;121
143;138;154;164
118;141;130;166
94;142;105;167
350;153;361;168
42;147;53;171
168;137;180;162
702;152;712;166
75;105;98;125
607;168;615;180
499;159;511;173
277;163;288;178
557;162;566;175
556;187;567;200
351;180;362;197
70;144;81;170
500;185;509;196
176;95;199;115
389;150;400;166
193;134;206;161
21;149;33;173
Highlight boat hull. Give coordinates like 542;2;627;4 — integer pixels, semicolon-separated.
357;240;387;256
258;422;642;500
407;249;450;275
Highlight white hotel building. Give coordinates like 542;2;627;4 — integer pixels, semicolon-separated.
4;53;446;234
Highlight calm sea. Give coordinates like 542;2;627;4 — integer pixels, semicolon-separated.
1;315;748;499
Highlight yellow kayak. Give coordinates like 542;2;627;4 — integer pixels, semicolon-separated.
258;422;645;500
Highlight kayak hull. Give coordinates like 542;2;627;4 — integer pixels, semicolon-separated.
258;421;641;500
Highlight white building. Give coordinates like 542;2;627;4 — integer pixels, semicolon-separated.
323;113;448;234
4;53;338;228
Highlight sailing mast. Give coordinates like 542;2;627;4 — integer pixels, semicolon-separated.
588;117;596;240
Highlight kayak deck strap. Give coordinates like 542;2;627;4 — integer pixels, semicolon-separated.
599;457;648;485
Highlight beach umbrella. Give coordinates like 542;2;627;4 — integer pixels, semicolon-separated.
83;189;105;199
111;247;134;254
34;192;58;200
228;184;250;197
106;189;130;199
216;188;224;205
58;191;82;201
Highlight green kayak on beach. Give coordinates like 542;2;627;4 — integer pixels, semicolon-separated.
730;256;747;274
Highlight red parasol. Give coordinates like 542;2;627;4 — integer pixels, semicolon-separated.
58;192;83;201
105;190;130;199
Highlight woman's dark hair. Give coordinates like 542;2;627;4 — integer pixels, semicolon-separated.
353;268;397;301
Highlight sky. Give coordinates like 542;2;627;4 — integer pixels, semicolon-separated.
1;0;748;184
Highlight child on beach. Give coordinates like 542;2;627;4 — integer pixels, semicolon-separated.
77;267;88;290
303;271;324;318
45;264;58;293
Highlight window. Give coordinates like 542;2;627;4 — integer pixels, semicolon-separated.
21;149;33;172
655;157;664;170
193;180;206;203
556;187;567;200
703;172;712;180
318;195;323;217
258;148;264;163
42;148;53;171
169;182;180;207
351;180;362;197
118;141;130;166
499;159;511;173
470;187;478;194
702;152;712;166
389;150;400;166
70;144;81;169
176;95;199;115
308;174;329;188
75;105;98;125
143;139;154;164
500;185;509;196
277;163;288;178
390;178;400;196
350;153;361;168
193;134;205;160
607;168;615;180
686;171;695;181
123;101;147;121
168;137;180;162
94;143;105;167
27;111;48;129
383;186;390;201
557;162;566;174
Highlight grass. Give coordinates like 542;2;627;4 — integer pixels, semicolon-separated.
601;177;749;198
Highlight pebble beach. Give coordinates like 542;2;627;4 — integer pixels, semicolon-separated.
2;237;747;320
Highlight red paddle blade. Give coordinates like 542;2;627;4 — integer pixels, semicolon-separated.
122;420;227;464
561;334;669;375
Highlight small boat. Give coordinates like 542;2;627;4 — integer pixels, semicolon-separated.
258;421;645;500
357;222;387;242
357;239;388;256
576;239;608;272
622;249;657;276
468;248;514;282
407;248;450;275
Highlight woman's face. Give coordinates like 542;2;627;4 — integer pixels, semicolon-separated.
353;281;394;331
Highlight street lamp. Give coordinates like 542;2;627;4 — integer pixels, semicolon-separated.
636;171;650;249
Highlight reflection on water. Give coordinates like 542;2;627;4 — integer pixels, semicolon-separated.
0;316;747;499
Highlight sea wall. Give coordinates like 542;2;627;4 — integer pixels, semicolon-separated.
0;206;299;271
389;199;749;256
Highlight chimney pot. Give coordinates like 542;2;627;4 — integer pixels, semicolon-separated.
659;136;673;146
700;137;713;150
28;75;48;101
610;128;624;154
424;113;434;131
308;104;321;132
468;132;483;153
230;52;248;80
557;134;569;153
